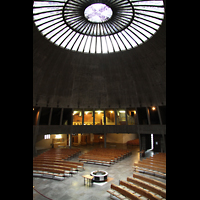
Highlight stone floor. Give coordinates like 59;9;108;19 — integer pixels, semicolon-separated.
33;144;165;200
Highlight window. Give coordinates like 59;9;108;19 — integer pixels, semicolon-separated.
44;134;50;139
84;110;93;125
116;109;126;125
95;110;104;125
105;109;115;125
73;110;82;125
127;109;137;125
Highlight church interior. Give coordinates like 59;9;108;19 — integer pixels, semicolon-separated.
33;0;166;199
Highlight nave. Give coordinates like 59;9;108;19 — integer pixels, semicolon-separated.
33;144;166;200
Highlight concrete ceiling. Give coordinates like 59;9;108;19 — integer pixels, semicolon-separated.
33;3;166;109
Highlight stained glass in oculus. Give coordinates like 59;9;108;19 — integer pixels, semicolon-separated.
33;0;165;54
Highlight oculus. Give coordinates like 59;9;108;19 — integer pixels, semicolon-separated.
84;3;113;23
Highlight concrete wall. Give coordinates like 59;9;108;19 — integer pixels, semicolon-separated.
107;133;138;144
35;134;67;150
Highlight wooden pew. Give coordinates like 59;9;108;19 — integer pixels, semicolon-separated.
127;177;166;199
108;183;142;200
134;162;166;173
33;160;79;173
133;173;166;189
120;180;161;200
139;160;166;168
33;166;65;180
133;166;166;179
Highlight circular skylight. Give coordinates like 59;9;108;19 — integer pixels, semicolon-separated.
33;0;165;54
84;3;113;23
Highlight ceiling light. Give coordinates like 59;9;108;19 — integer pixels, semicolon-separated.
152;107;156;110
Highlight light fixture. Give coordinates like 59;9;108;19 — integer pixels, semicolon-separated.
55;134;62;139
119;110;125;113
110;111;113;113
152;107;156;111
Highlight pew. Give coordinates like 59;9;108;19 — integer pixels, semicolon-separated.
119;180;161;200
133;166;166;179
133;173;166;189
134;162;166;174
127;177;166;198
107;183;142;200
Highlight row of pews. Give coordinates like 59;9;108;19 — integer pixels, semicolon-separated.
78;148;132;166
107;152;166;199
33;148;84;180
133;153;166;179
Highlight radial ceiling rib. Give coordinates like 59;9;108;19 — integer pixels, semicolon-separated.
33;0;165;54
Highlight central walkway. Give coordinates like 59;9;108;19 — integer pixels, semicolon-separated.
33;144;164;200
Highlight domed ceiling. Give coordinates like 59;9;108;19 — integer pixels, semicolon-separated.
33;0;166;109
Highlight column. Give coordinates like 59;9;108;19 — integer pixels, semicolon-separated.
60;108;64;125
135;108;139;125
162;133;166;153
69;133;72;149
93;108;95;125
125;108;128;125
146;107;150;125
157;106;163;125
104;109;106;125
115;109;117;125
48;107;53;125
104;132;107;148
36;107;42;125
82;109;84;125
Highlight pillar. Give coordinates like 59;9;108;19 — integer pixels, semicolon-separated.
146;107;150;125
69;133;72;149
93;108;95;125
82;109;84;125
60;108;64;125
157;106;163;125
104;109;106;125
125;108;128;125
48;107;53;125
104;132;107;148
115;109;117;125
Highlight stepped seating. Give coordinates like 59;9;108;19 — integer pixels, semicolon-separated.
107;174;166;200
33;148;83;180
107;152;166;199
133;153;166;179
78;148;131;166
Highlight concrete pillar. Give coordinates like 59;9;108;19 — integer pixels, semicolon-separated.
162;133;166;153
104;132;107;148
36;107;42;125
82;109;84;125
157;106;162;125
104;109;106;125
48;107;53;125
125;108;128;125
69;133;72;149
115;109;117;125
93;108;95;125
60;108;64;125
146;107;150;125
